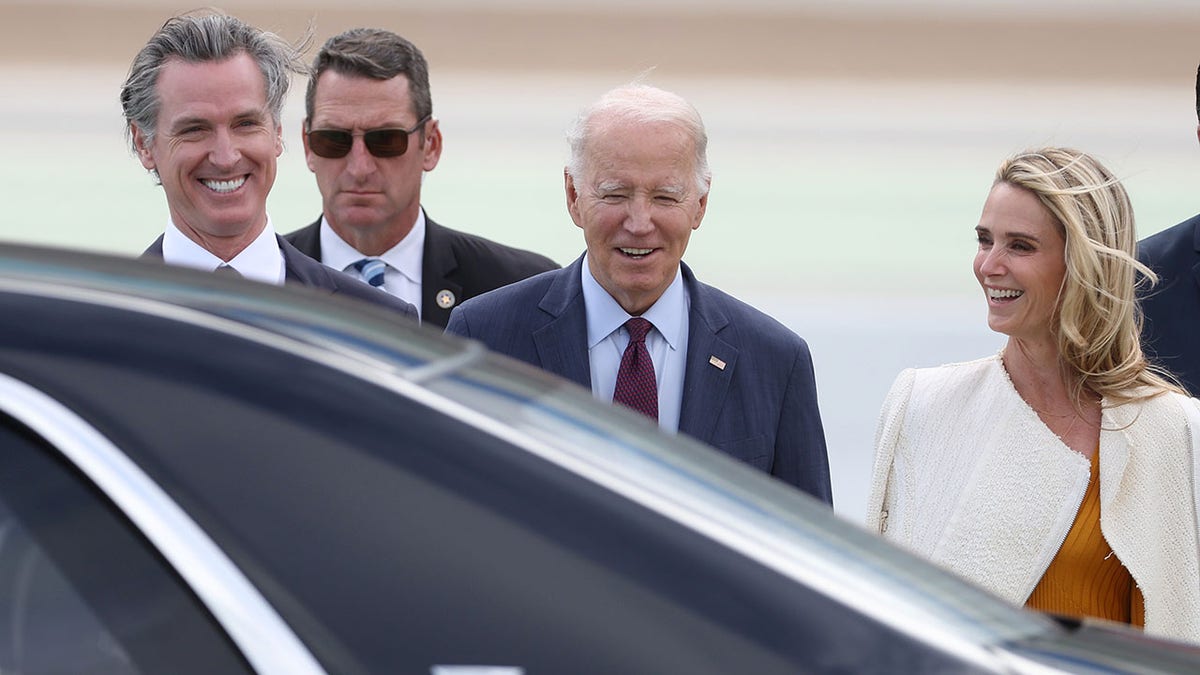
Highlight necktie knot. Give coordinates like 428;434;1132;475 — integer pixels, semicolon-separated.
352;257;387;287
214;263;242;278
625;317;653;343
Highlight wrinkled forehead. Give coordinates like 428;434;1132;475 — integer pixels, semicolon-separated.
581;119;697;183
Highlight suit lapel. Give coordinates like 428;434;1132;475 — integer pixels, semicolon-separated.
678;266;737;444
278;236;321;285
286;217;323;259
532;257;591;388
421;218;462;327
142;235;165;258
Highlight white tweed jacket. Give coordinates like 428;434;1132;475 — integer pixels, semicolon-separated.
865;354;1200;644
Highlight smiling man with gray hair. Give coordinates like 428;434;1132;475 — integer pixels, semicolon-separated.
121;11;416;318
446;83;831;501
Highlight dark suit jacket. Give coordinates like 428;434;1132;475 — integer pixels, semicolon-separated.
444;255;832;503
142;234;419;319
1139;214;1200;396
284;213;559;328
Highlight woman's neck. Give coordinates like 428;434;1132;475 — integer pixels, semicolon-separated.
1002;336;1102;458
1003;337;1068;406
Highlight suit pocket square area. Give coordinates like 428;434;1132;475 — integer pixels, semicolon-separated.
712;435;769;470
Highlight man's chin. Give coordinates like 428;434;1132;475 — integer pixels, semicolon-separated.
330;206;387;228
192;213;266;240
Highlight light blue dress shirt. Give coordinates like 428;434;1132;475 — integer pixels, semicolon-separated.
581;256;689;432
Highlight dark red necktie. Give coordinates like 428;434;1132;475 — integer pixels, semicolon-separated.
613;318;658;421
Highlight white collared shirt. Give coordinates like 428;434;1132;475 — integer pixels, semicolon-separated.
582;256;689;432
319;211;425;318
161;216;286;285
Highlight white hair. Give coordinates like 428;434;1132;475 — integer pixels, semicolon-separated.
565;84;710;195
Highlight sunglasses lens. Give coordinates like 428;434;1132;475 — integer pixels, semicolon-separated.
363;129;410;157
308;130;352;158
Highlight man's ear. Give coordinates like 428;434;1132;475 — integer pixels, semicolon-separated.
131;124;155;170
422;118;443;172
565;169;583;229
693;177;711;231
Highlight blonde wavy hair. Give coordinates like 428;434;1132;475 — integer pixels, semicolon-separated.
995;147;1183;406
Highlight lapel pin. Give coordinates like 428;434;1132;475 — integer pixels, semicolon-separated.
436;289;457;309
709;355;726;370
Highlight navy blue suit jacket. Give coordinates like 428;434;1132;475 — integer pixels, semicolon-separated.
445;255;832;503
1139;215;1200;396
142;234;419;320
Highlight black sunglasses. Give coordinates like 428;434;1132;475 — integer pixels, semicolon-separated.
306;115;431;159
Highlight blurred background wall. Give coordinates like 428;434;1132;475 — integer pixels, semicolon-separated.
2;0;1199;521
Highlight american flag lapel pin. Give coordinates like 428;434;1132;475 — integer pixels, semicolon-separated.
709;355;726;371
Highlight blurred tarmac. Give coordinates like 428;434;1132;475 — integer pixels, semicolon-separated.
3;2;1200;87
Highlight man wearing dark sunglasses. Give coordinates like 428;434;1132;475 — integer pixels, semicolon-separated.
285;28;558;327
121;11;417;319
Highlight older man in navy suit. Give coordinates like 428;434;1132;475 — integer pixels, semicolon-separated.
1139;65;1200;397
446;84;831;502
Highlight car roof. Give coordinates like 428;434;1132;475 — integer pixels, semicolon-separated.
0;243;1127;671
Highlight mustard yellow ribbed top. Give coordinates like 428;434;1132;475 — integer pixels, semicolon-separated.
1025;447;1144;627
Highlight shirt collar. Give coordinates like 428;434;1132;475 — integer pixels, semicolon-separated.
319;209;425;285
581;256;686;349
162;215;284;285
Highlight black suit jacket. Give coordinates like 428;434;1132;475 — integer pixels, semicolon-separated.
284;213;559;328
1139;214;1200;396
142;234;419;319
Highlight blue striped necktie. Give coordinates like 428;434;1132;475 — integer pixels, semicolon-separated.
352;258;386;287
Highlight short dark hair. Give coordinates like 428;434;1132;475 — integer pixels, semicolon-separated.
304;28;432;123
120;10;307;154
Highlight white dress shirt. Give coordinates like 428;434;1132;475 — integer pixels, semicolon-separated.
318;211;425;318
161;216;286;285
582;256;689;432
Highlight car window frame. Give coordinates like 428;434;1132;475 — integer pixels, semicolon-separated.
0;370;324;675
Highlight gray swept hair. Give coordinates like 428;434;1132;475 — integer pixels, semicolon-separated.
120;10;309;154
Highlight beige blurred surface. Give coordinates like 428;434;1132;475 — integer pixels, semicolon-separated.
4;1;1200;84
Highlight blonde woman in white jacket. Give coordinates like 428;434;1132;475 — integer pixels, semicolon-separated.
866;147;1200;645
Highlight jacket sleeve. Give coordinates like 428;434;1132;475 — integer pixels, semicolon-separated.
865;369;916;533
772;339;833;505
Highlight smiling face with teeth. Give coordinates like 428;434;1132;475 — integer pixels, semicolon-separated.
973;182;1067;346
133;53;282;257
566;116;708;316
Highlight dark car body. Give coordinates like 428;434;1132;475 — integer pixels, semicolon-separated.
0;243;1197;674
